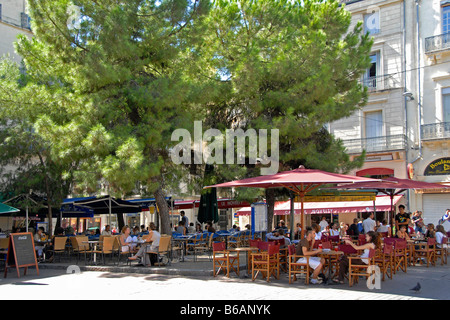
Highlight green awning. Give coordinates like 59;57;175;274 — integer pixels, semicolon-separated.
0;202;20;214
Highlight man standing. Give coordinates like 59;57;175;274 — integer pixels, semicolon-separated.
362;212;376;234
395;205;410;234
180;210;189;227
319;216;329;231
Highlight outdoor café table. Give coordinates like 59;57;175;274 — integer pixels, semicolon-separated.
228;247;259;274
172;235;194;262
216;231;234;249
316;249;344;285
82;240;100;264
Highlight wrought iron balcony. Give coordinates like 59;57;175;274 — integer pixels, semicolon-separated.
361;74;401;92
421;122;450;140
342;134;407;154
425;33;450;53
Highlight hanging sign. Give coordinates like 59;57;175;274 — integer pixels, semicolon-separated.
424;157;450;176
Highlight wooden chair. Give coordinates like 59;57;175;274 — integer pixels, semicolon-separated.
249;239;261;248
375;244;394;281
213;241;240;278
435;237;448;265
348;248;376;287
414;238;436;267
393;239;408;273
91;236;115;265
251;243;280;282
287;244;310;284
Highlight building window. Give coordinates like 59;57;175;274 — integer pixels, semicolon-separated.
443;87;450;123
364;53;379;89
443;5;450;34
364;110;383;152
365;111;383;138
364;10;380;35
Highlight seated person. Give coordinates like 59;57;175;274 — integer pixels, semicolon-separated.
128;224;161;266
395;225;410;240
295;229;325;284
334;231;379;284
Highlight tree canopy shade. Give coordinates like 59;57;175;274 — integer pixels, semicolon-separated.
0;0;372;234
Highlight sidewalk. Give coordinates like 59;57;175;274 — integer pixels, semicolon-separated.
3;252;449;300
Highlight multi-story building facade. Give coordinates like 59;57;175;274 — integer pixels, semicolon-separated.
0;0;32;62
331;0;450;226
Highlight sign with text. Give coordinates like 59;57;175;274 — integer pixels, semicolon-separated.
424;158;450;176
4;233;39;278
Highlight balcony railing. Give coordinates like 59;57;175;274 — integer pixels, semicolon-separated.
421;122;450;140
342;134;407;154
361;74;401;92
425;33;450;53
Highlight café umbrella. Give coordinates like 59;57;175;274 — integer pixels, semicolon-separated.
326;176;450;227
204;166;380;237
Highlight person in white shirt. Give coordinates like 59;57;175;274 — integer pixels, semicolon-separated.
102;225;112;236
362;213;376;234
319;216;329;231
128;224;161;266
330;223;340;236
435;225;447;249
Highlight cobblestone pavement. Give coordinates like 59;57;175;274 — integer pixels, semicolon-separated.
0;256;449;301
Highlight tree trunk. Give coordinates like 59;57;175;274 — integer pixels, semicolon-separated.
155;186;171;235
266;188;275;234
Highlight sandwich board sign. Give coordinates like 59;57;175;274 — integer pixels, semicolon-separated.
4;232;39;278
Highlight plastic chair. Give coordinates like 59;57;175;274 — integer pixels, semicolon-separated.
50;236;68;263
92;236;115;265
212;242;240;278
251;243;280;282
149;236;172;266
70;236;89;264
287;244;310;284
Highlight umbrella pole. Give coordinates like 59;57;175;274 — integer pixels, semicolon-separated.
290;193;294;241
301;195;305;239
109;196;111;226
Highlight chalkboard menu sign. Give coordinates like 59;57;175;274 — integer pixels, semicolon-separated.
4;232;39;278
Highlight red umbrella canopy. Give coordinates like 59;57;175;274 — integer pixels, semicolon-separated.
329;176;449;196
204;167;380;194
